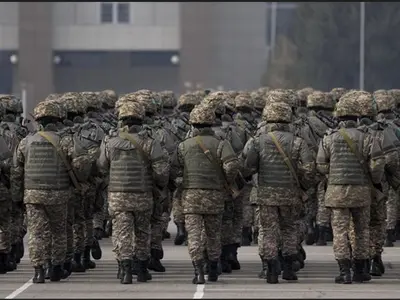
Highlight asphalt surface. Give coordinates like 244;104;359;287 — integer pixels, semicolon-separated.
2;222;400;299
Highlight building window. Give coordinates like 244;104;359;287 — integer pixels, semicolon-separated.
100;2;130;24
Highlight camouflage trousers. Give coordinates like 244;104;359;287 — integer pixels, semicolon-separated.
349;197;386;258
151;197;164;252
185;213;222;262
66;200;75;263
331;206;370;260
172;187;185;224
0;201;11;253
161;190;173;233
10;204;26;246
386;187;398;230
93;187;105;230
316;180;331;227
249;187;259;232
112;209;152;261
232;194;244;245
305;186;318;223
242;185;254;228
221;200;235;246
258;205;298;260
72;191;89;254
26;203;67;267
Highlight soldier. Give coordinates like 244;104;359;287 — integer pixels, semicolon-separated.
316;93;382;284
330;88;348;104
97;99;169;284
11;101;75;283
242;101;314;284
172;102;240;284
171;93;201;246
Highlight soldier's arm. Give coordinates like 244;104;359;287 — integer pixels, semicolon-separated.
241;137;259;178
10;138;26;203
316;137;330;175
148;138;170;188
218;140;240;184
297;138;316;189
365;133;385;184
97;136;111;177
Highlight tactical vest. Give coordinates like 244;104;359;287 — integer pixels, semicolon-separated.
24;132;70;190
107;133;153;193
212;124;244;155
181;136;225;190
258;132;296;188
328;128;368;185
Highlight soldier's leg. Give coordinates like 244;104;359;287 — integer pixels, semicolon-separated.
305;186;318;245
258;205;280;283
93;187;105;240
250;187;259;244
133;209;152;282
64;199;75;275
241;185;253;246
316;181;331;246
113;211;135;284
7;203;18;271
172;187;186;245
281;205;300;281
0;202;11;274
14;207;26;262
72;194;85;273
351;206;371;282
185;213;206;284
385;187;398;246
25;203;49;283
83;189;96;269
231;193;243;270
220;200;234;274
161;190;172;239
149;196;165;273
48;203;68;281
370;197;386;276
331;208;352;284
204;213;223;282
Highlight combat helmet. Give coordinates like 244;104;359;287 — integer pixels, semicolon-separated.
189;104;215;125
266;89;293;106
118;100;145;120
307;91;334;110
0;94;23;115
373;90;395;113
330;88;348;103
33;100;63;120
134;90;158;115
389;89;400;108
262;101;292;123
81;91;102;111
159;90;177;108
202;91;228;116
99;89;118;109
234;92;253;110
349;91;376;117
297;87;314;107
251;90;266;111
334;93;360;118
177;93;200;111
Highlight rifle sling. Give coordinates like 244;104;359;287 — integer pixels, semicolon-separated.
119;131;150;164
37;131;81;191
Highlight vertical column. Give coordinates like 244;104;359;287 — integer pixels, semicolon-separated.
18;2;53;116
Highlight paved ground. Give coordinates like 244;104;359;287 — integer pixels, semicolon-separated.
2;222;400;299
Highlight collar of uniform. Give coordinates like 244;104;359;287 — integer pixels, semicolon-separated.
41;123;58;132
120;125;142;134
265;122;291;132
338;120;358;128
192;127;214;137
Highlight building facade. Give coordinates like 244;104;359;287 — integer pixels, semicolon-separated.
0;2;294;112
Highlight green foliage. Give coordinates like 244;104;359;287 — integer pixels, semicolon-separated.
262;2;400;92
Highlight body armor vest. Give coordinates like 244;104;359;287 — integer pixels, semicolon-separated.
108;133;153;193
328;128;368;185
24;132;70;190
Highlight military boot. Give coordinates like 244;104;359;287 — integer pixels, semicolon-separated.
207;260;219;282
117;260;122;279
132;255;150;279
91;239;102;260
44;259;52;279
93;227;104;241
192;260;206;284
220;245;232;273
241;227;252;246
362;259;372;281
11;244;19;264
137;259;152;282
370;254;385;276
277;250;283;275
253;229;259;245
352;259;369;283
305;220;316;245
6;252;16;272
326;226;333;242
298;245;306;269
258;257;267;279
174;222;186;246
396;220;400;240
384;229;395;247
16;241;24;263
266;259;279;284
32;266;45;284
104;220;112;237
63;260;72;277
335;259;352;284
282;255;298;281
228;243;241;270
162;230;171;240
0;253;7;274
72;253;86;273
316;226;328;246
120;259;133;284
83;246;96;269
50;265;64;282
148;248;166;272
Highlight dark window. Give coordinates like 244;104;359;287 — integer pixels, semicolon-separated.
130;51;180;67
117;3;130;23
54;51;107;68
101;2;113;23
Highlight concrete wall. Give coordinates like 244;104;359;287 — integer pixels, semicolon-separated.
0;2;19;50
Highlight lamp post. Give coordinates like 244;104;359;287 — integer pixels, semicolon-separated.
359;2;365;90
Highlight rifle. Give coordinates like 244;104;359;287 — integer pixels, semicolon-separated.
316;111;338;129
338;128;385;202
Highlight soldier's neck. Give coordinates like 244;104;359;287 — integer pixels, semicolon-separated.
192;127;214;136
338;120;358;128
41;123;58;132
265;122;291;132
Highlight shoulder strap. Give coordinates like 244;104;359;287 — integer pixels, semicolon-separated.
37;131;81;191
338;128;385;201
119;131;150;163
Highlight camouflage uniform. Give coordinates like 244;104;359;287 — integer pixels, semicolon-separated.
233;92;256;246
172;102;240;284
97;99;169;284
11;100;76;283
242;101;314;284
317;93;384;284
